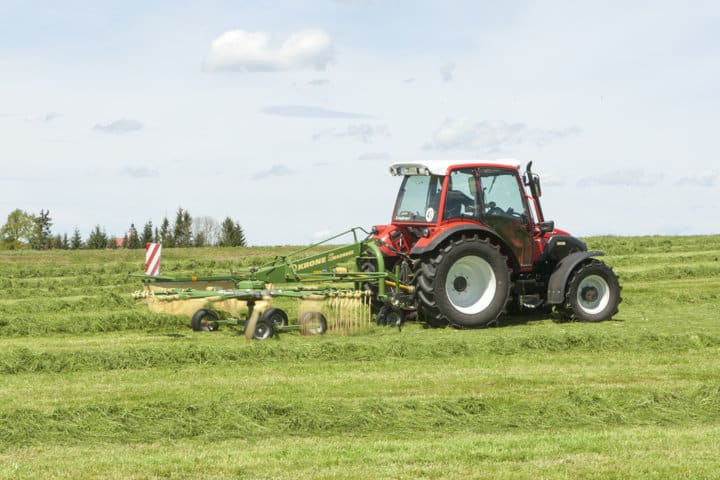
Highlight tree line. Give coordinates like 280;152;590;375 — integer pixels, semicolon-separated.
0;207;247;250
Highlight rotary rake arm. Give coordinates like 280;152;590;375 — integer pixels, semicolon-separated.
132;227;412;337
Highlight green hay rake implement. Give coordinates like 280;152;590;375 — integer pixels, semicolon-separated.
133;227;410;340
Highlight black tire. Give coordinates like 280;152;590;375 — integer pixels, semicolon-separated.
299;311;328;335
251;319;274;340
376;306;404;327
260;308;288;328
559;259;622;322
190;309;220;332
415;234;511;328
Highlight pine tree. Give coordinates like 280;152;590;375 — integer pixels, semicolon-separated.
86;225;109;249
30;209;53;250
141;221;154;246
236;222;247;247
194;231;206;247
127;223;141;249
173;207;193;247
62;233;70;250
219;217;247;247
159;217;173;247
51;234;63;249
70;228;83;249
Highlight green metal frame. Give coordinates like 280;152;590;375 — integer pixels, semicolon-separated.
133;227;403;305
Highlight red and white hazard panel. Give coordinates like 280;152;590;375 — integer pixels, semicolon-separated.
145;243;161;277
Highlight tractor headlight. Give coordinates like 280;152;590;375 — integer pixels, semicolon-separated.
422;227;430;238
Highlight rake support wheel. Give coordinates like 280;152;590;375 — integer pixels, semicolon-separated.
191;309;220;332
260;308;288;328
299;311;328;336
415;234;511;328
250;318;274;340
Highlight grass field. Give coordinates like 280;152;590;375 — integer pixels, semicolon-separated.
1;236;719;479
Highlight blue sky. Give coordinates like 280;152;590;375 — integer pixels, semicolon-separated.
1;0;719;244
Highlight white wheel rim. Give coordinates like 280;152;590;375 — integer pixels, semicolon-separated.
256;324;270;339
576;274;610;315
445;255;496;314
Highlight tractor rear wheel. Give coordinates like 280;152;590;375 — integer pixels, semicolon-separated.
559;259;621;322
415;235;511;328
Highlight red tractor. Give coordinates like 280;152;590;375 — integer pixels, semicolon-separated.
364;160;622;328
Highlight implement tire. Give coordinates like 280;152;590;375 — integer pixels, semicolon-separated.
190;309;220;332
260;308;288;328
415;234;511;328
299;311;328;336
251;319;274;340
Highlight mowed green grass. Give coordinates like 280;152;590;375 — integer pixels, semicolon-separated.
1;236;719;479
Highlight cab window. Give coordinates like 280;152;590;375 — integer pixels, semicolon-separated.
480;170;527;221
443;169;477;220
393;175;443;223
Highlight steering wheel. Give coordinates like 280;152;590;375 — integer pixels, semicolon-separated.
486;202;504;216
505;207;522;219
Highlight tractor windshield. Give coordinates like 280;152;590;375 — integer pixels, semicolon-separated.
393;175;443;223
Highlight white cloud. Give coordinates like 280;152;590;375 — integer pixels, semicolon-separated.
252;164;296;180
539;173;565;187
577;169;664;188
205;29;334;72
93;118;143;134
24;112;61;123
675;171;719;187
311;228;333;241
425;118;581;152
357;152;391;161
313;124;389;143
332;0;372;5
44;112;61;122
439;62;455;83
120;166;159;179
261;105;370;119
308;78;330;86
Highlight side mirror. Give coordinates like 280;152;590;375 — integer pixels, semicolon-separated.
539;220;554;233
532;174;542;197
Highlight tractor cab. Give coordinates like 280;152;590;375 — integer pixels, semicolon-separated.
382;160;559;271
391;160;529;223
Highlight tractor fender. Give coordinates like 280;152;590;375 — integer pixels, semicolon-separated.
546;250;604;304
410;224;520;271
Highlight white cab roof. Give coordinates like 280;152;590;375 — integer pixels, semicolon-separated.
389;159;521;176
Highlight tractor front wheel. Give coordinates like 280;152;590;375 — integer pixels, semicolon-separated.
415;235;511;328
560;260;622;322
